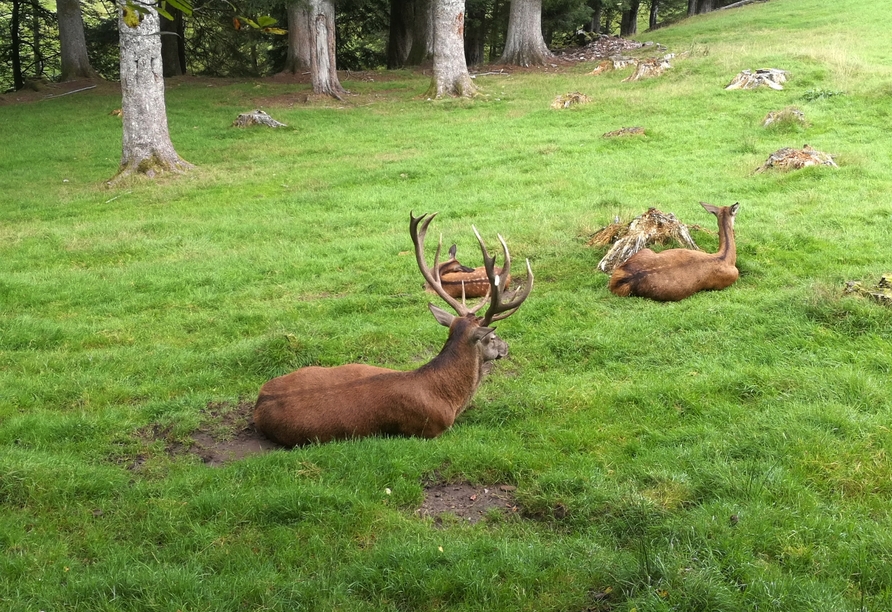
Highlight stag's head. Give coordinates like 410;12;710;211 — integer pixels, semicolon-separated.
410;212;533;363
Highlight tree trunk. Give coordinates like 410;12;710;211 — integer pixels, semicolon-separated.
405;0;433;66
288;0;346;98
687;0;697;16
500;0;552;67
648;0;658;30
160;8;187;77
58;0;98;81
387;0;414;68
620;0;640;36
112;4;191;183
587;0;602;34
426;0;475;97
283;2;312;73
463;3;487;66
10;0;24;90
699;0;715;12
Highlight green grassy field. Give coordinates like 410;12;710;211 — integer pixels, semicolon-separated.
2;0;892;609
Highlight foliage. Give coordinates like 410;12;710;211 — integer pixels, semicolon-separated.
3;0;892;609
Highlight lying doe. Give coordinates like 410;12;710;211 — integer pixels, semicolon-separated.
430;244;511;299
253;212;533;446
608;202;740;302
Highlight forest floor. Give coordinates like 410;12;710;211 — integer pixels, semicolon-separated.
0;35;653;106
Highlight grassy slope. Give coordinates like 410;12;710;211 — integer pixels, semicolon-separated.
2;0;892;609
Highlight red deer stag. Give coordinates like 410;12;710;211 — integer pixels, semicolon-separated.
608;202;740;301
253;212;534;446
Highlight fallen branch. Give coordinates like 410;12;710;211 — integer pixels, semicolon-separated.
720;0;768;9
43;85;97;100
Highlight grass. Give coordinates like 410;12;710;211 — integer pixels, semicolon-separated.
2;0;892;609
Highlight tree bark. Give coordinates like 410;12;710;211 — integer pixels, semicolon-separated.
111;3;191;183
283;2;312;73
160;8;187;77
587;0;603;34
406;0;434;65
387;0;414;68
500;0;552;67
287;0;346;98
463;3;487;66
58;0;99;82
426;0;475;97
687;0;697;16
648;0;658;30
620;0;640;36
10;0;25;90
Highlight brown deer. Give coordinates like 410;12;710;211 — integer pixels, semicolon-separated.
253;212;533;446
608;202;740;301
428;244;511;299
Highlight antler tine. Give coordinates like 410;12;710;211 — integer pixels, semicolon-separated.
486;258;534;323
410;211;468;315
473;226;534;326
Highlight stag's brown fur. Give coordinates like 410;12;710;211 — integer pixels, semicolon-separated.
253;309;505;446
608;203;740;302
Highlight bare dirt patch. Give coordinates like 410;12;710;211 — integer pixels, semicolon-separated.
417;481;519;525
132;399;281;469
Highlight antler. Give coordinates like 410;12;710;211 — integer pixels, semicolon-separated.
410;212;490;316
472;226;534;326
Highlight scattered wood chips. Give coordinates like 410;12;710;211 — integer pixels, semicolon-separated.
603;126;645;138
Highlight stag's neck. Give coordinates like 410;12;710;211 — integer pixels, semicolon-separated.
716;211;737;266
416;322;483;407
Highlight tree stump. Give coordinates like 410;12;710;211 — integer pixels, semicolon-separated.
622;56;672;81
725;68;788;90
590;207;702;273
551;92;590;109
232;110;287;128
755;144;837;173
844;274;892;307
762;107;806;128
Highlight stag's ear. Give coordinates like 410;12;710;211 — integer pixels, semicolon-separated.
428;303;456;327
730;202;740;216
473;326;496;342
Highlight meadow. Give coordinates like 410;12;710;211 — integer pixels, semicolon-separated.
2;0;892;609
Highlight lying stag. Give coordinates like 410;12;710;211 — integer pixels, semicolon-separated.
253;212;533;446
608;202;740;301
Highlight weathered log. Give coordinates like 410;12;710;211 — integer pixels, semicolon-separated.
232;110;287;128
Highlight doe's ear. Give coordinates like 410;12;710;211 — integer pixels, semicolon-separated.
700;201;720;215
428;303;455;328
730;202;740;216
